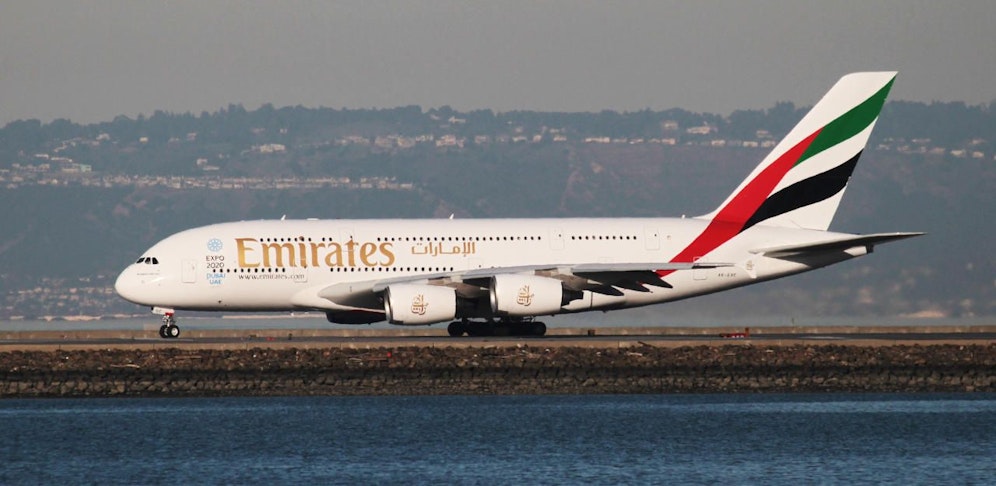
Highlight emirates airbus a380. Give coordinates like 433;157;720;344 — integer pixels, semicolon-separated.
115;72;922;338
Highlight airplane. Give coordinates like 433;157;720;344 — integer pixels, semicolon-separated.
115;72;922;338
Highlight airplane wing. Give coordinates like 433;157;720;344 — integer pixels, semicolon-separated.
302;233;922;312
750;232;925;258
302;261;733;311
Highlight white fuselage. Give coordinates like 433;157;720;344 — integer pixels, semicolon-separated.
114;217;860;320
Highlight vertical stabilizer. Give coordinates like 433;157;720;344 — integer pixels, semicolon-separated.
699;71;896;231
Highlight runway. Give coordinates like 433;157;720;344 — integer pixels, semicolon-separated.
2;326;995;351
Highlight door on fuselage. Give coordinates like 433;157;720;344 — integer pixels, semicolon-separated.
182;260;197;283
550;227;565;250
644;226;660;251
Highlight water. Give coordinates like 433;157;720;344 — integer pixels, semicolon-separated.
1;394;994;484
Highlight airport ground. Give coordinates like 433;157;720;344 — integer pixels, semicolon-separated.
2;325;995;398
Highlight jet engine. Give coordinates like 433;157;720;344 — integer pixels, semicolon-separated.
490;274;575;317
384;284;456;325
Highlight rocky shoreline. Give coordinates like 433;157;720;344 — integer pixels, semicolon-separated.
2;343;995;398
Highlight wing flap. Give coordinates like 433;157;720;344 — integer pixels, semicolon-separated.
573;270;673;291
571;261;731;272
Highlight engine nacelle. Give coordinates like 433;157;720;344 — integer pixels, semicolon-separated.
384;284;456;325
490;274;566;317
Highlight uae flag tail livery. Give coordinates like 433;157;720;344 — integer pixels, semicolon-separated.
664;72;902;274
114;72;923;338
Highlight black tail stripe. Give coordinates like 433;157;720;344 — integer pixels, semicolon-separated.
741;151;862;231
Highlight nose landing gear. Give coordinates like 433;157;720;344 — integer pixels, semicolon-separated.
155;309;181;339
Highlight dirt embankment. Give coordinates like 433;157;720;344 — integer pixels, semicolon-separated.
2;344;995;398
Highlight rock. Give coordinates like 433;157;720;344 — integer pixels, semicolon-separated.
1;344;995;397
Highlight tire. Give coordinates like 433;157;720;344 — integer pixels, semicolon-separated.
531;322;547;336
465;322;493;337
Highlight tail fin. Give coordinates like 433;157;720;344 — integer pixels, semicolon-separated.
699;71;896;231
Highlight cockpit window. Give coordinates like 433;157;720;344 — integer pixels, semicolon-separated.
151;257;159;265
136;257;160;265
136;258;144;264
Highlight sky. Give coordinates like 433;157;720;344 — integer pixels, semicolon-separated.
1;1;994;125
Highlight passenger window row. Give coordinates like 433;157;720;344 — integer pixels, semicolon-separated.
376;236;542;242
569;235;637;241
330;266;455;272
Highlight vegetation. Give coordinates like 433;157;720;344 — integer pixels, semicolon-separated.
0;101;992;319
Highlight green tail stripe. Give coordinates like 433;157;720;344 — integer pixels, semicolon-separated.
796;78;895;166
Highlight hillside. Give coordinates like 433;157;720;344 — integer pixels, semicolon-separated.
0;102;992;320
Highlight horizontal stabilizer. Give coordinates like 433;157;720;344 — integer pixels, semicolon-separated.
751;232;924;258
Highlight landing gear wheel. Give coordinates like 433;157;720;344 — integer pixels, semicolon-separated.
465;321;493;337
159;313;180;339
447;321;466;337
530;322;547;337
453;320;547;337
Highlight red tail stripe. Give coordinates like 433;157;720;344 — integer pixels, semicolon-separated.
657;128;822;277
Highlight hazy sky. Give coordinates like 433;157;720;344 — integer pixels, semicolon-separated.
2;1;994;125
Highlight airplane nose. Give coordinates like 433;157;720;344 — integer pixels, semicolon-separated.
114;268;144;304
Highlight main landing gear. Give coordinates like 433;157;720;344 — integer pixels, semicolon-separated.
158;312;181;339
447;319;547;337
